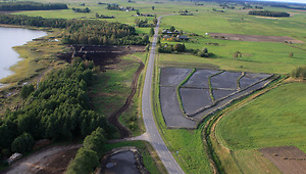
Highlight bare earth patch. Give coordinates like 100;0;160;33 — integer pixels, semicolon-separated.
4;144;81;174
209;33;303;43
260;146;306;174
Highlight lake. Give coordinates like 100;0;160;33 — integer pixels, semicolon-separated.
0;27;47;82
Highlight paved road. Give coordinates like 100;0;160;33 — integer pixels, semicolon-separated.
141;16;185;174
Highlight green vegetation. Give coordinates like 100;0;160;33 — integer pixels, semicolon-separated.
20;84;35;99
90;53;146;136
0;1;67;11
0;14;148;46
66;127;106;174
216;82;306;152
11;133;34;153
291;66;306;79
0;60;111;158
248;10;290;17
72;7;90;13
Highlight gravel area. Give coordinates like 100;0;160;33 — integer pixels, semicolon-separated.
160;68;192;87
160;86;197;128
182;69;220;88
180;88;212;115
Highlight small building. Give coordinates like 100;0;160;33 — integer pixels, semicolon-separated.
176;35;190;41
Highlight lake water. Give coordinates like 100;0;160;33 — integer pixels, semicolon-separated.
0;27;47;81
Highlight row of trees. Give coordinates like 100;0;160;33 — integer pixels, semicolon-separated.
95;13;114;19
0;1;68;11
0;60;112;158
158;43;213;58
248;10;290;17
0;14;148;46
135;18;155;28
72;7;90;13
66;127;106;174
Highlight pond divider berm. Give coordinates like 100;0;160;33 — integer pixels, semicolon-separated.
159;67;278;129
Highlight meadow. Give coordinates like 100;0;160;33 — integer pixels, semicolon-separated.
216;82;306;152
90;52;147;136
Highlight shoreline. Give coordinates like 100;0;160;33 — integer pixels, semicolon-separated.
0;26;48;85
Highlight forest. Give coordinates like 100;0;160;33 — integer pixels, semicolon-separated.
0;1;68;11
0;60;112;161
248;10;290;17
0;14;149;46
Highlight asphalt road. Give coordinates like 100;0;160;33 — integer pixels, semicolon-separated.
141;16;185;174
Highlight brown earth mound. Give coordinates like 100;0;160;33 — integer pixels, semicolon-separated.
209;33;303;43
260;146;306;174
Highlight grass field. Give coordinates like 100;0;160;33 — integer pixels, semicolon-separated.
90;52;146;136
211;82;306;173
216;82;306;152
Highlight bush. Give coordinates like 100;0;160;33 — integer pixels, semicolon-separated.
83;127;106;156
291;66;306;79
65;148;99;174
21;84;35;99
66;127;106;174
11;133;34;153
174;44;185;52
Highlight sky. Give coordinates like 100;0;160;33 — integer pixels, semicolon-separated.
260;0;306;4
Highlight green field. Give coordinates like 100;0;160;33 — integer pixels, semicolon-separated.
216;82;306;152
90;52;147;136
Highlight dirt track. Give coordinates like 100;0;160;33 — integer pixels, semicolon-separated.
108;57;144;138
260;146;306;174
3;144;81;174
209;33;303;43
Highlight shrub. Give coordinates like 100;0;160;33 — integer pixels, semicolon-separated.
65;148;99;174
11;133;34;153
291;66;306;79
174;43;185;52
83;127;106;156
66;127;106;174
20;84;35;99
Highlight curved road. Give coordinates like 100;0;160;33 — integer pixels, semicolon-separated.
141;16;185;174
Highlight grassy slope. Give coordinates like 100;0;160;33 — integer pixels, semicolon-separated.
216;82;306;152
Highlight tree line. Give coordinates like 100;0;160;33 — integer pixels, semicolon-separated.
0;1;68;11
0;60;113;161
248;10;290;17
72;7;90;13
0;14;149;46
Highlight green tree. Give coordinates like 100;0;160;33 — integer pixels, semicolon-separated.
21;84;35;99
174;43;185;52
83;127;106;156
11;133;34;153
65;148;99;174
170;26;175;32
149;27;154;36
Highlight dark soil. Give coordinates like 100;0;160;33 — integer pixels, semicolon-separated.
260;146;306;174
182;69;220;88
180;88;212;115
160;86;197;128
